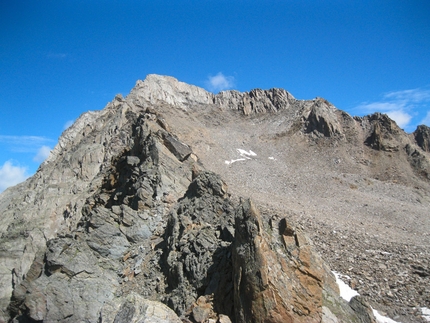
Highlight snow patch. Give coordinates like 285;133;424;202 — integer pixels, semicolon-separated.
372;310;401;323
268;156;276;160
237;149;256;156
422;307;430;321
225;158;246;165
225;148;257;165
333;272;359;302
333;272;402;323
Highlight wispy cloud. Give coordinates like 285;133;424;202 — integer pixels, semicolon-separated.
205;72;235;92
33;145;51;163
0;135;54;153
0;160;29;192
353;87;430;130
384;88;430;102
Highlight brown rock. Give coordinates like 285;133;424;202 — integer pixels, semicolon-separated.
232;199;323;323
193;306;211;323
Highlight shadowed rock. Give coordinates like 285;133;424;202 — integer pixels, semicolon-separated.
414;124;430;152
363;113;402;151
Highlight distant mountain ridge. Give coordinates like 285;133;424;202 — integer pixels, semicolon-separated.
0;75;429;323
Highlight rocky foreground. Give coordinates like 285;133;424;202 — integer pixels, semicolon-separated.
1;75;429;322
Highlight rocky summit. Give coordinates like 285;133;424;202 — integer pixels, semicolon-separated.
0;74;429;323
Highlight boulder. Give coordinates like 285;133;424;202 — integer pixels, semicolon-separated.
101;292;182;323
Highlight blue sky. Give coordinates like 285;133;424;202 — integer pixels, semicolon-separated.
1;0;429;192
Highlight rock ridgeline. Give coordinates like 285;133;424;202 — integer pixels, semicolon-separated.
0;74;429;322
133;75;430;181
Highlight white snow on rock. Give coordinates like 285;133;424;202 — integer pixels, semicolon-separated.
333;272;359;302
372;310;402;323
333;272;402;323
225;158;247;165
225;149;257;165
237;149;256;156
422;307;430;321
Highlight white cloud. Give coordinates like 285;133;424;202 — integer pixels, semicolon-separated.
63;120;74;130
0;161;29;192
354;102;412;129
385;110;412;129
353;87;430;130
205;72;235;92
33;145;51;163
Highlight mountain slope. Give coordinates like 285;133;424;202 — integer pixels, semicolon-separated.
0;75;429;323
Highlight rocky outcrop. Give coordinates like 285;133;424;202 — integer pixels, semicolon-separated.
363;113;403;152
160;171;235;317
233;199;298;323
302;98;344;137
232;200;375;323
215;88;295;115
414;124;430;152
130;74;214;109
6;106;197;322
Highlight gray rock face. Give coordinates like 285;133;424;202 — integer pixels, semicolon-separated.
161;171;235;316
215;88;295;115
414;124;430;152
0;74;428;323
2;89;194;322
130;74;214;109
303;98;343;137
362;113;403;152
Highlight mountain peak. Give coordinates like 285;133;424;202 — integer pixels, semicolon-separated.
130;74;214;109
